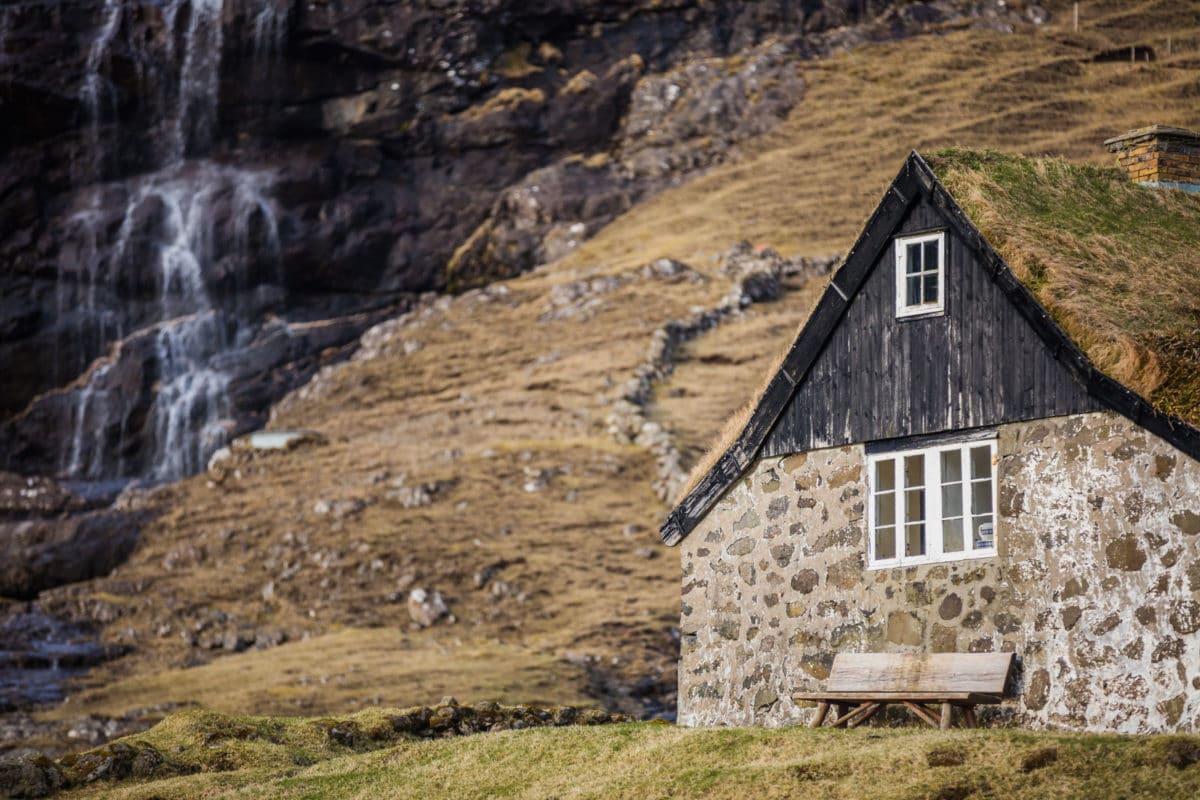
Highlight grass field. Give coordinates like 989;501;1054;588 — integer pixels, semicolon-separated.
51;716;1200;800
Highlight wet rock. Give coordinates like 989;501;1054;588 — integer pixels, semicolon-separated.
0;473;88;519
0;511;144;599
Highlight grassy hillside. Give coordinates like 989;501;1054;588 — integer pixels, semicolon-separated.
19;0;1200;753
47;718;1200;799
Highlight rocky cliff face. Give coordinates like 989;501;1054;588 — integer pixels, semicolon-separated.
0;0;1045;485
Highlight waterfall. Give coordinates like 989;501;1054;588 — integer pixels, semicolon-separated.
65;362;116;480
60;163;280;482
56;0;288;484
252;1;289;67
172;0;224;161
77;0;122;181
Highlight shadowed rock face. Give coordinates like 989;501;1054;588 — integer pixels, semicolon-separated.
0;0;1037;480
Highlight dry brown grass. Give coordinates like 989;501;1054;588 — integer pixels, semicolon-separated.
48;630;592;720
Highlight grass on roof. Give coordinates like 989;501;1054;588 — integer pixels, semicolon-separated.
927;148;1200;425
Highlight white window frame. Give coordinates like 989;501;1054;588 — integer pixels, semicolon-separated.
866;437;998;569
895;231;946;319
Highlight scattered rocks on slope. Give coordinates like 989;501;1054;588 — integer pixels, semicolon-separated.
386;700;627;738
407;588;451;628
0;473;88;519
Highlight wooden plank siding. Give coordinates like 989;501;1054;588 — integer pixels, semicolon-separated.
759;194;1102;458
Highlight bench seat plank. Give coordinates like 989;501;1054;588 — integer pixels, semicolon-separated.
793;691;1002;703
824;652;1013;694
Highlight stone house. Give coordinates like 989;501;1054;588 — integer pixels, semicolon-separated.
660;127;1200;733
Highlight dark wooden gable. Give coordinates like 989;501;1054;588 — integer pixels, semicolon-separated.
660;152;1200;546
759;190;1102;457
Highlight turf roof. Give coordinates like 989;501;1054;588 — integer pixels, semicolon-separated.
925;148;1200;427
666;148;1200;544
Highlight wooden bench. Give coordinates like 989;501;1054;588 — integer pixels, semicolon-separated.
793;652;1015;729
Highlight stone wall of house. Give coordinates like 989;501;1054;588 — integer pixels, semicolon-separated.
678;410;1200;732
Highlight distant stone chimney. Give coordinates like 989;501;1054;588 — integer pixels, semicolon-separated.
1104;125;1200;191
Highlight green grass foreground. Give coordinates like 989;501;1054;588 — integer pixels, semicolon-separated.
55;712;1200;800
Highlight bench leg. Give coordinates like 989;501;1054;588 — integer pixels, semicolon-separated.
901;701;941;728
831;702;872;727
964;707;977;729
940;702;953;730
809;701;830;728
846;703;881;729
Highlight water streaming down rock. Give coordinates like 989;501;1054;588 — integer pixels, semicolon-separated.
77;0;123;182
49;0;289;483
172;0;224;161
57;162;282;482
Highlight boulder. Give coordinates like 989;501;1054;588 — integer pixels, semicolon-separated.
407;588;450;627
0;754;64;799
0;511;143;600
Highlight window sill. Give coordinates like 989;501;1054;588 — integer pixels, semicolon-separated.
866;547;997;571
895;306;946;321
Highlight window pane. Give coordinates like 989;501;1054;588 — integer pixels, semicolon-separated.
876;526;896;560
924;240;939;269
943;517;964;553
876;492;895;527
904;454;924;488
941;483;963;518
905;522;926;557
906;243;922;274
905;488;925;524
923;273;938;303
875;459;895;492
970;445;991;480
972;515;995;549
971;480;993;515
940;450;962;483
906;275;921;306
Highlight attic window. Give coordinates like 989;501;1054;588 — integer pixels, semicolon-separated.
895;231;945;318
866;438;997;568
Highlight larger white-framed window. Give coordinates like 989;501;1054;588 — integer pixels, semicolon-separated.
867;437;998;568
895;231;945;319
